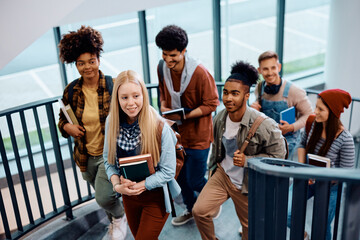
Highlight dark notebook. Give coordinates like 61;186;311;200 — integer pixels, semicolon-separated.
307;153;330;168
162;108;186;119
118;154;155;182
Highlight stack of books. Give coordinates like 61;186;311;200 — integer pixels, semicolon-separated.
118;154;155;182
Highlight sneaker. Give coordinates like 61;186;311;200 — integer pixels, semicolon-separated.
102;222;113;240
238;225;242;236
111;215;127;240
171;210;193;226
213;205;222;219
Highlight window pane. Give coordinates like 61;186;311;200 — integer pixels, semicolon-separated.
59;12;142;82
221;0;277;81
283;0;330;76
146;0;214;84
0;30;62;111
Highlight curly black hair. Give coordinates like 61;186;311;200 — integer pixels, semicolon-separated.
155;25;188;52
226;61;259;92
58;26;104;64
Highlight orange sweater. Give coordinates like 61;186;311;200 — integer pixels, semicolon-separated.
158;64;219;149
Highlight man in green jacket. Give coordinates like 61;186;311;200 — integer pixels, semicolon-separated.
192;61;286;240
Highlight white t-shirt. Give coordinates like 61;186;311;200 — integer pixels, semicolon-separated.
220;115;244;189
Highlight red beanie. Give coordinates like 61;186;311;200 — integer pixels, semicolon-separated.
319;89;352;118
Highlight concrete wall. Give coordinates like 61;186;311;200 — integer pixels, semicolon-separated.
324;0;360;135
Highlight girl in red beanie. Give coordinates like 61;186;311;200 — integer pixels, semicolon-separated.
288;89;355;240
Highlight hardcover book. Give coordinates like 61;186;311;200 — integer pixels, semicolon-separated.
307;153;331;168
118;153;155;182
280;106;296;124
58;99;79;125
162;108;186;119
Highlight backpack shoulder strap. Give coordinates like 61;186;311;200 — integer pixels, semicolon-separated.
305;114;316;135
257;80;264;104
104;75;114;95
239;115;267;154
68;79;79;109
158;60;165;83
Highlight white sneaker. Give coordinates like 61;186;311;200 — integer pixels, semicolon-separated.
213;205;222;219
102;222;113;240
111;215;127;240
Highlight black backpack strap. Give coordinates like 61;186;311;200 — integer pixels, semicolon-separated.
105;75;114;95
68;79;79;110
257;80;264;105
158;60;165;83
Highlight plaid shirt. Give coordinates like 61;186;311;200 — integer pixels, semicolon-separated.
58;71;112;172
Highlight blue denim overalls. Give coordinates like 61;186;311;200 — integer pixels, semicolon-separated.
260;80;299;159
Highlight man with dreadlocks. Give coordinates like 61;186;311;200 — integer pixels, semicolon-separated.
192;61;286;240
57;26;126;240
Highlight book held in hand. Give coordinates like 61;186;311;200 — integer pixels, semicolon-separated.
307;153;330;168
162;108;186;119
280;106;295;124
118;153;155;182
58;99;79;125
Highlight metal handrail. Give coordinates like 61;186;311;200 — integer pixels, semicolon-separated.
247;158;360;240
248;158;360;182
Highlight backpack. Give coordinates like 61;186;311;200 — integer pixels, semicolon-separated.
158;59;165;83
305;114;316;135
157;119;185;179
157;119;185;217
67;75;113;109
256;80;265;105
241;115;289;194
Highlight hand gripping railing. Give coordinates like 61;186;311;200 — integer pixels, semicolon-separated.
247;158;360;240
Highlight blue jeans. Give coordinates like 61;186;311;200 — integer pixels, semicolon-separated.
287;183;339;240
177;148;209;212
285;131;300;160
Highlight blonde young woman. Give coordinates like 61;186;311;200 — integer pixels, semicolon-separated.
104;70;181;240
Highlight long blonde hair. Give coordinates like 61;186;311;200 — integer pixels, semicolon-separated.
107;70;161;166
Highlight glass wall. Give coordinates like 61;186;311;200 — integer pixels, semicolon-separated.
0;0;333;112
146;0;214;84
0;29;62;112
59;12;143;83
283;0;330;77
220;0;277;81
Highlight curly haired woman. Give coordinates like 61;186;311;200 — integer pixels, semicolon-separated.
57;26;126;240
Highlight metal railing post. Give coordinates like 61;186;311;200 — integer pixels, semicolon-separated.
45;103;73;220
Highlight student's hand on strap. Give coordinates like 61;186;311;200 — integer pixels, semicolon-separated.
279;120;294;135
233;150;246;167
114;176;143;196
64;123;85;139
250;101;261;111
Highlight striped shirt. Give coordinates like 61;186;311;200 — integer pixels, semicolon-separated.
299;125;355;168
